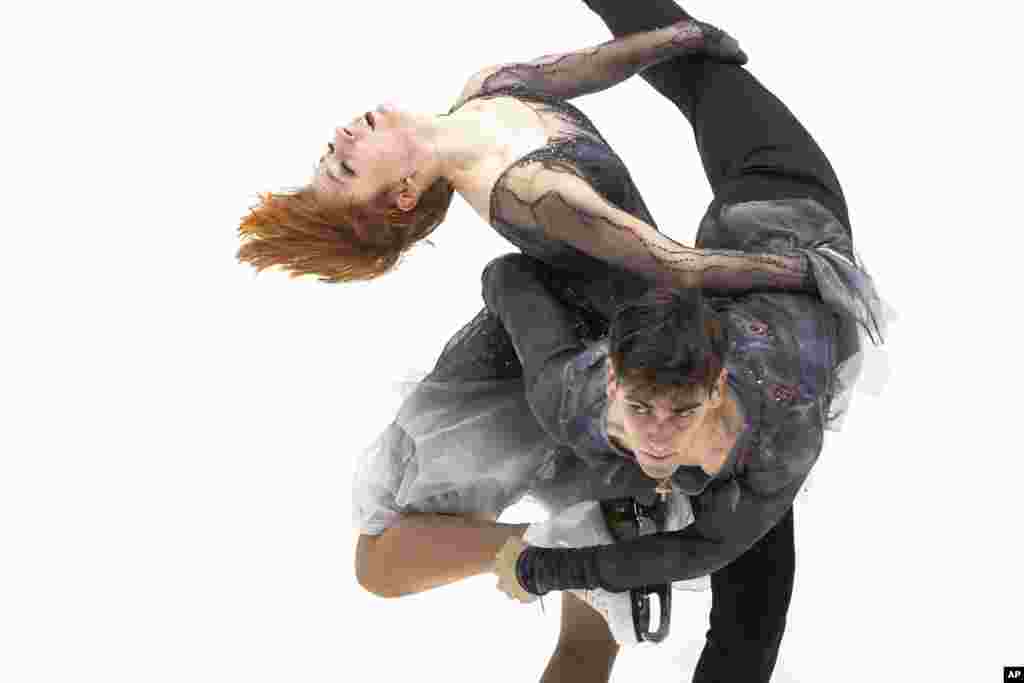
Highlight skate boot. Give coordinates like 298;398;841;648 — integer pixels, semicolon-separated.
523;500;642;645
523;489;705;646
600;496;673;643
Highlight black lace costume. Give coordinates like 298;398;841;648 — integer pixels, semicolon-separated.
352;75;887;546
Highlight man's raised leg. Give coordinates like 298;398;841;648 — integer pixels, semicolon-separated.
581;0;850;229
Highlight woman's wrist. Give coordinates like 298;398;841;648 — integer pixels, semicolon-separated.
667;20;706;54
666;19;748;65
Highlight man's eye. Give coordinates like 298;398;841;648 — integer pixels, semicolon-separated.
629;405;649;414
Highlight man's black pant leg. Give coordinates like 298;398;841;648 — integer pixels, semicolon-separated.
693;507;795;683
581;0;850;231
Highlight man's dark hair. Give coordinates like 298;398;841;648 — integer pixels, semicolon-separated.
608;287;728;399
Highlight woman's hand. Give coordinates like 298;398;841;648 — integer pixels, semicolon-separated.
493;536;538;604
670;19;748;65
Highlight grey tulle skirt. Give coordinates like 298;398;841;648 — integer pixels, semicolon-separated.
351;309;665;536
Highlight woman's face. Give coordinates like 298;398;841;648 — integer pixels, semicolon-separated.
313;104;419;206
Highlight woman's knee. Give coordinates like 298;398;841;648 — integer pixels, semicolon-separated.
355;533;398;598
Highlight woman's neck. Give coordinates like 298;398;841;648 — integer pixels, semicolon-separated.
415;105;509;184
439;99;555;203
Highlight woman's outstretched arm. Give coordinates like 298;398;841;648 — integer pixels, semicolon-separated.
454;19;743;107
495;164;814;294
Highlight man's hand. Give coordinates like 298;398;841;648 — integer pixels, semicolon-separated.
493;536;538;604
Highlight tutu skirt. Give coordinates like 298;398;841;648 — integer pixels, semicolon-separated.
351;309;669;536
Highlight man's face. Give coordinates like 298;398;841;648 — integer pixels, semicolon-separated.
606;366;726;479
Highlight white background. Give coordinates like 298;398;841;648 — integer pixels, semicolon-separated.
1;1;1020;681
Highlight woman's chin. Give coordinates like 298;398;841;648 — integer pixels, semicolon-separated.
376;102;409;120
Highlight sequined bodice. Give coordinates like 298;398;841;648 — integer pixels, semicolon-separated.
459;84;660;322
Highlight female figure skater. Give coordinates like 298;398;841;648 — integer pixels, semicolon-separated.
237;1;886;681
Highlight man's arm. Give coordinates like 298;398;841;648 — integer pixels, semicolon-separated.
481;254;589;445
522;469;811;594
596;474;804;588
455;19;744;106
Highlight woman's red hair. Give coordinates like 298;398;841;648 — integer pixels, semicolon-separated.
237;178;454;283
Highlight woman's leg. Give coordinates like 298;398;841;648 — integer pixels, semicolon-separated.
541;592;620;683
581;0;851;232
356;512;529;597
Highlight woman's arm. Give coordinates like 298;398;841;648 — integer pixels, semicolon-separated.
454;19;743;106
496;163;814;294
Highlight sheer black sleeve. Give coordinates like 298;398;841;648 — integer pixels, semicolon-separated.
452;20;731;109
491;160;815;294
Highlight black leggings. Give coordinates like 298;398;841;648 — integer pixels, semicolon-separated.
694;507;796;683
583;0;851;236
581;1;824;681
